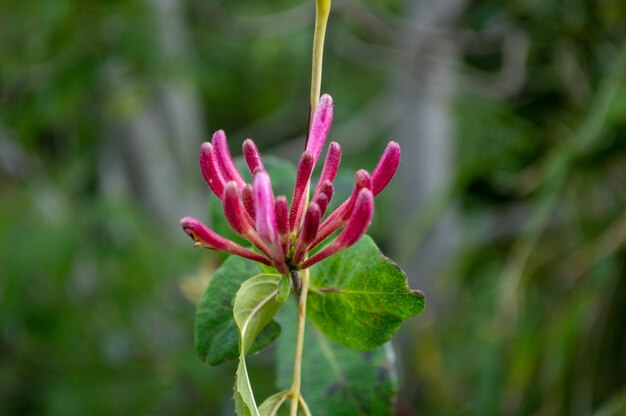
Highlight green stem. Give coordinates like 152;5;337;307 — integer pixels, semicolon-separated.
308;0;331;129
289;267;310;416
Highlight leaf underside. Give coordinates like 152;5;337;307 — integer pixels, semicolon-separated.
195;255;281;365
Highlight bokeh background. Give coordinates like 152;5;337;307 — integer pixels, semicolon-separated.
1;0;626;414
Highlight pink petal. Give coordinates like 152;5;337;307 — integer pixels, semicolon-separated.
306;94;334;163
199;142;226;198
180;216;271;265
371;141;401;195
212;130;245;188
301;189;373;268
289;151;315;231
242;139;264;174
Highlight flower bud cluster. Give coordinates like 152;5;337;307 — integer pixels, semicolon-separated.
181;94;400;273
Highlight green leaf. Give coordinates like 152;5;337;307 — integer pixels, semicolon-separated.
307;234;425;350
234;274;288;416
195;255;281;365
276;301;398;416
276;274;291;303
258;391;289;416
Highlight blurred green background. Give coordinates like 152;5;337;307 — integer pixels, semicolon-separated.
1;0;625;414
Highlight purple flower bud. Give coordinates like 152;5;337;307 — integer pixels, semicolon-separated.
289;151;315;231
253;171;278;246
200;142;225;198
275;196;290;256
313;192;330;217
180;216;271;265
371;141;400;195
312;170;371;247
301;188;374;268
292;202;321;265
306;94;334;163
253;172;288;273
212;130;245;187
222;182;253;235
243;139;264;174
315;141;341;194
242;184;256;223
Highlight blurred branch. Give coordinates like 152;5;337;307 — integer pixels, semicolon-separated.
203;1;313;38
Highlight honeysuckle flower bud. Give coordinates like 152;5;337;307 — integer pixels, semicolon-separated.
254;172;289;273
313;192;330;217
313;141;341;197
311;169;371;248
181;217;271;265
243;139;264;174
292;202;321;265
242;184;256;222
371;141;401;196
289;151;315;231
306;94;333;163
212;130;246;188
200;142;226;198
301;188;373;268
275;196;290;256
181;94;400;274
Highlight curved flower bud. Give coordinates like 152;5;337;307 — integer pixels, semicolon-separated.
180;216;271;265
371;141;400;195
199;142;225;198
254;171;278;246
306;94;334;163
254;172;288;273
312;169;371;248
313;141;341;199
243;139;264;174
292;202;321;265
289;151;315;231
314;192;330;217
212;130;245;188
302;188;374;268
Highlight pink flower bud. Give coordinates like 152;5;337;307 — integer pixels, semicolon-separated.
199;142;225;198
243;139;264;174
312;170;371;247
315;141;341;194
253;171;278;245
275;196;290;256
314;192;330;217
212;130;245;188
292;203;321;265
180;216;271;265
222;182;253;235
371;141;400;195
242;184;256;223
306;94;334;163
301;188;373;268
289;151;315;231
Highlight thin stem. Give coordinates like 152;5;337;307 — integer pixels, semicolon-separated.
289;267;310;416
308;0;332;133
